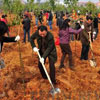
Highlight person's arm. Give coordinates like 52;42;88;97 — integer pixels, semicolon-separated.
2;36;16;42
30;31;38;48
69;27;82;34
42;34;55;59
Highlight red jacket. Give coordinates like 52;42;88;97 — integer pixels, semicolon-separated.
45;13;49;20
0;18;7;24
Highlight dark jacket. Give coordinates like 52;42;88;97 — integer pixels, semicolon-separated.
38;11;43;20
48;13;53;21
57;17;64;29
30;31;57;62
80;21;93;45
93;17;98;28
0;36;16;52
22;17;31;32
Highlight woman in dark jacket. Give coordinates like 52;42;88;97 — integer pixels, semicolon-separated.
0;21;20;68
0;21;20;52
59;19;83;70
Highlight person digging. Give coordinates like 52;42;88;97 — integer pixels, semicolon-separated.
30;25;57;85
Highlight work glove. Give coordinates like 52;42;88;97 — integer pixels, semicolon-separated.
77;20;80;24
93;31;96;40
93;31;96;35
33;47;39;52
40;57;44;64
81;25;84;29
15;35;20;41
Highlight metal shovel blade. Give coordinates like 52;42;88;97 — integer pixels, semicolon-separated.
90;59;96;67
50;88;61;95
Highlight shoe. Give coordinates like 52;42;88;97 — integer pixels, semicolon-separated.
80;57;84;60
84;58;88;60
69;66;75;71
80;58;88;60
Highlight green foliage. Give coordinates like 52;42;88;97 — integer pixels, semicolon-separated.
38;2;51;10
1;0;99;18
25;0;35;11
55;4;67;12
78;2;98;16
79;6;87;15
27;0;34;3
2;0;25;15
12;18;17;26
2;0;11;13
2;0;24;26
49;0;56;10
64;0;79;10
96;7;100;13
86;2;97;12
11;16;20;26
34;9;40;17
10;0;24;14
85;2;97;17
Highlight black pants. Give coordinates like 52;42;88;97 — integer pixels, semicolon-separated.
80;44;90;60
60;44;73;67
38;57;56;84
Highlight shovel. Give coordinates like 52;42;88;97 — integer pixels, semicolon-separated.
88;32;97;67
36;50;61;96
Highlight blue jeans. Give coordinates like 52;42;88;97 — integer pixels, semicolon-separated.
71;34;74;41
48;21;52;30
35;17;38;26
24;29;30;42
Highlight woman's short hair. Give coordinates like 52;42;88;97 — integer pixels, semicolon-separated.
60;19;70;30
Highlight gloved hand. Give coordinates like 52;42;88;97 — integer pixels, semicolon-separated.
40;57;44;64
93;31;96;35
15;35;20;41
81;25;84;29
93;31;96;40
33;47;39;52
77;20;80;24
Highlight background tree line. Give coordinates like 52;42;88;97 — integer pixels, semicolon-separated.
1;0;100;16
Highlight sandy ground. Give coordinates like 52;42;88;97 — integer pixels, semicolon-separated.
0;15;100;100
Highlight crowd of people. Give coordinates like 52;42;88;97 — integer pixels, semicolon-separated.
0;9;99;85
